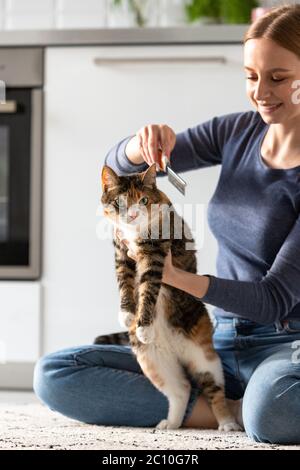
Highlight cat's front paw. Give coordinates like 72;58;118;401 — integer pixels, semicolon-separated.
218;420;242;432
136;325;155;344
118;310;135;329
156;419;180;430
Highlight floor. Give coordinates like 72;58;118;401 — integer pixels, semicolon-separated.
1;391;300;450
0;391;38;405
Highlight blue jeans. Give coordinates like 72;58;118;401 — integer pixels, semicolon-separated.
33;317;300;444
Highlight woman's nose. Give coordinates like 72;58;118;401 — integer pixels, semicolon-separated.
253;80;271;101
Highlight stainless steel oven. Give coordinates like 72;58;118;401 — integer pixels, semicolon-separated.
0;48;43;279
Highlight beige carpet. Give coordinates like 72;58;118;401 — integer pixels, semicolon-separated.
1;403;300;450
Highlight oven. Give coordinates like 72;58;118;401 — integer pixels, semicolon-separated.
0;48;43;279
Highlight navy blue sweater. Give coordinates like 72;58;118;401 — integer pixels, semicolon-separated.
104;111;300;325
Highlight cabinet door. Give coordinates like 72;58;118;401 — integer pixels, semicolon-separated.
44;45;250;351
0;282;40;362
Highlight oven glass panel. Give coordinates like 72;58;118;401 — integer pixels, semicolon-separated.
0;89;31;266
0;126;9;242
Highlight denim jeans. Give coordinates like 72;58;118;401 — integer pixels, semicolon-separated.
33;317;300;444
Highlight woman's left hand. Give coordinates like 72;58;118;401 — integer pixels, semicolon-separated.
124;244;175;285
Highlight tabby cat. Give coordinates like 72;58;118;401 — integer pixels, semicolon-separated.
95;163;240;431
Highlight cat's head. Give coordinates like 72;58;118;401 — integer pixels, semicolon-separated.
101;164;169;231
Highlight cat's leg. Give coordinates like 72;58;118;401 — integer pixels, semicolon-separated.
135;242;169;344
181;339;241;432
197;370;241;432
136;348;191;430
114;240;137;329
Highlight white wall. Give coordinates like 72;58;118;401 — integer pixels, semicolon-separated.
0;0;182;29
0;282;41;363
0;0;107;29
0;0;287;30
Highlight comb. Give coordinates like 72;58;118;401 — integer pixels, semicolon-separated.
159;154;186;196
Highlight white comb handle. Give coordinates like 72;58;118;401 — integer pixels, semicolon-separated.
161;154;170;172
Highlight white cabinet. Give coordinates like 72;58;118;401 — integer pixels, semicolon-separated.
44;45;250;353
0;282;41;362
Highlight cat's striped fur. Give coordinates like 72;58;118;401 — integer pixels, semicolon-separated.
94;163;240;431
94;331;129;346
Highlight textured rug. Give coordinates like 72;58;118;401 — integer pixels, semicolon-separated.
0;403;299;450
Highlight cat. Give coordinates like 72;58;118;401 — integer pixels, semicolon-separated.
94;163;241;431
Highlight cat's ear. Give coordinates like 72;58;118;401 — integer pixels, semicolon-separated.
141;163;157;189
101;165;119;192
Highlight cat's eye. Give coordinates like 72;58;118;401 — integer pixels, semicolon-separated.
139;197;148;205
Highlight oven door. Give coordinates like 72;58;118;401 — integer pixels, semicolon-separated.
0;88;42;279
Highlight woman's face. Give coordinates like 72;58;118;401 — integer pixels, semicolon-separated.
244;38;300;124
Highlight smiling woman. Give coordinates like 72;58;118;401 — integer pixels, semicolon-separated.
243;4;300;169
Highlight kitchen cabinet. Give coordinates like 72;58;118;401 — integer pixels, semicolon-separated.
0;281;41;387
43;45;251;353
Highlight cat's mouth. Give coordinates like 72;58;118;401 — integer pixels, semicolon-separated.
120;213;147;226
119;217;142;229
129;215;138;222
128;218;144;228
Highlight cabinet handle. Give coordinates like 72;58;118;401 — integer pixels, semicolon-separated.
94;56;227;65
0;100;17;113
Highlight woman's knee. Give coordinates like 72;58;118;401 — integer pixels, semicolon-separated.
243;359;300;444
33;347;79;409
33;353;59;408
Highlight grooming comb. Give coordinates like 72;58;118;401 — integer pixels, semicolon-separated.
158;154;186;196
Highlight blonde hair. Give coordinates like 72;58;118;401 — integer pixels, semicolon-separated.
244;3;300;59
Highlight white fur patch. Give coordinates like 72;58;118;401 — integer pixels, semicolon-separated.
135;286;224;386
118;310;135;329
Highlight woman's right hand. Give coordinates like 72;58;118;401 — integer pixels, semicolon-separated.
136;124;176;170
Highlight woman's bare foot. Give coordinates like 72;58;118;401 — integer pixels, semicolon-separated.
183;395;244;430
227;398;244;429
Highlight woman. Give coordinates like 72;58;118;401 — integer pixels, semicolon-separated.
34;5;300;444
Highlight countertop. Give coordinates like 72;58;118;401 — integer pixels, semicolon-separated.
0;25;248;47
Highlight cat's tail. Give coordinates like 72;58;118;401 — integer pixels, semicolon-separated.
93;331;130;346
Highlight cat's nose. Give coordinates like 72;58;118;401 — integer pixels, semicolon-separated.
129;212;138;220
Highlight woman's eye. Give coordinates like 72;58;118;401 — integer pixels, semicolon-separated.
246;76;285;82
139;197;148;205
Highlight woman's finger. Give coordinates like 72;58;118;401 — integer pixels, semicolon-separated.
148;125;160;168
137;132;150;166
139;127;152;166
160;125;175;159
